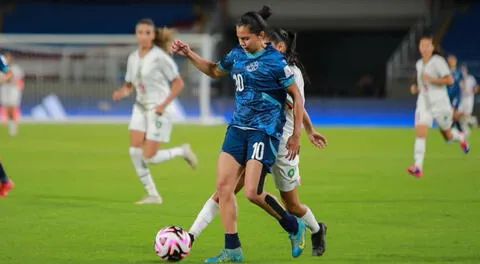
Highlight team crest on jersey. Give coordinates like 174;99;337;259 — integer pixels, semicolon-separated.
246;61;259;72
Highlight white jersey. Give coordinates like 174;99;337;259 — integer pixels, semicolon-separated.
415;55;451;108
1;64;24;91
1;64;24;106
125;46;179;115
283;65;305;136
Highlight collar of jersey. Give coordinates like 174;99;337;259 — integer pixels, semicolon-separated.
245;47;267;59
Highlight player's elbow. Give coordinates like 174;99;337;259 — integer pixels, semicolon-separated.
172;76;185;91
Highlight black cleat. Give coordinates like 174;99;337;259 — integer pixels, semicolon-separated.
311;222;327;256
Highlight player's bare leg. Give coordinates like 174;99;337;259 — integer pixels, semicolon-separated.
129;131;162;204
243;160;306;258
280;189;326;256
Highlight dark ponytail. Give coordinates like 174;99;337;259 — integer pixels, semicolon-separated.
237;5;272;35
269;28;310;84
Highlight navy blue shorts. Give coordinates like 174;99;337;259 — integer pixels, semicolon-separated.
221;126;280;171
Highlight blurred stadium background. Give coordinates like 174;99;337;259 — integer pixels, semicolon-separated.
0;0;478;127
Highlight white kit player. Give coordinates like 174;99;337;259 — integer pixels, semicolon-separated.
112;19;198;204
408;36;470;178
187;28;329;256
0;53;24;137
459;64;479;136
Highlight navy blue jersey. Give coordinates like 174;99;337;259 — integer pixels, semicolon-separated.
217;44;295;139
448;68;463;109
0;55;9;73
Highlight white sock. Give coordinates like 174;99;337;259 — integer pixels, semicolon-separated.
144;147;185;165
8;121;17;136
449;128;463;142
301;207;320;233
414;138;426;169
188;198;219;240
460;119;471;137
129;147;159;197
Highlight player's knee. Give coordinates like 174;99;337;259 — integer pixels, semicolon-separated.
244;187;262;204
216;177;231;198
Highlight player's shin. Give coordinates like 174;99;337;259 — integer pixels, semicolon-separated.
188;197;219;241
129;147;160;197
414;137;426;169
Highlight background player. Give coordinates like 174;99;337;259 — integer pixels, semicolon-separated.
459;64;478;136
0;52;25;137
112;19;198;205
172;6;307;262
446;55;464;132
187;27;328;257
408;36;470;178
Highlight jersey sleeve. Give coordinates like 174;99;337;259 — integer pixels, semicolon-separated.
160;55;180;82
272;59;295;88
435;57;451;77
217;49;235;73
124;54;133;83
0;55;10;73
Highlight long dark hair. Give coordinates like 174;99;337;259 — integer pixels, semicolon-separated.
269;28;310;84
237;5;272;35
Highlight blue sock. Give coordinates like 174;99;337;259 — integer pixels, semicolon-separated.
278;213;299;234
0;163;8;184
225;233;241;249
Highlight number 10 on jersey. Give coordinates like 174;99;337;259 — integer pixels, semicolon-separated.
233;74;244;92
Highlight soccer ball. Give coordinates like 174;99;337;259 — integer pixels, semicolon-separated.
154;226;192;262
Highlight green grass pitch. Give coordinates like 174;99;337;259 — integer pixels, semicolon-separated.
1;124;480;264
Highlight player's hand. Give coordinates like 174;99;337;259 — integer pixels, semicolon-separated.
410;85;418;94
155;103;167;116
422;74;433;82
308;131;328;149
112;88;129;102
172;40;191;56
286;134;301;160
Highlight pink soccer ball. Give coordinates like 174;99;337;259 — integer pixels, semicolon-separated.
154;226;192;262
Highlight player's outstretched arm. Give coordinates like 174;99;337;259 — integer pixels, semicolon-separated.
286;82;304;160
302;110;327;149
112;82;134;102
172;40;227;79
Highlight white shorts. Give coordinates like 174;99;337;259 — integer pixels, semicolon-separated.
270;134;301;192
128;104;173;143
415;98;453;130
0;87;22;107
459;100;474;115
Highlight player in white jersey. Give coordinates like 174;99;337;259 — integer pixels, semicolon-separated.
408;36;470;178
459;64;479;136
187;28;329;256
0;53;25;137
112;19;198;204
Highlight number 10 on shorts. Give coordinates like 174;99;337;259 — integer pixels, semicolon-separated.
251;142;264;160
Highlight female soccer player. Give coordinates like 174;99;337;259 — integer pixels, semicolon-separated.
408;36;470;178
187;28;328;257
172;6;307;262
446;55;464;132
112;19;198;205
0;53;25;137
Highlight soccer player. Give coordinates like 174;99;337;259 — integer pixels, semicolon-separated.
172;6;307;262
0;53;25;137
446;55;464;132
408;36;470;178
187;28;328;257
459;64;478;136
112;19;198;205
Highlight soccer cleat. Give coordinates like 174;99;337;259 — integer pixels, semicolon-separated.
289;218;307;258
182;144;198;169
0;180;15;197
204;248;245;263
135;195;163;205
407;165;423;178
459;135;470;154
311;222;327;256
